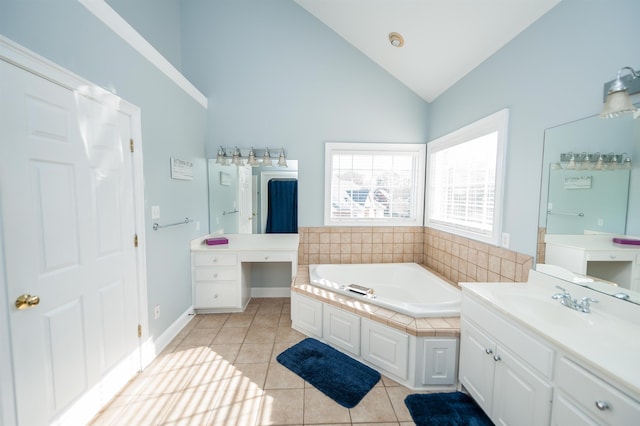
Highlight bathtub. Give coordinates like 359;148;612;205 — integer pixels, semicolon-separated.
308;263;461;317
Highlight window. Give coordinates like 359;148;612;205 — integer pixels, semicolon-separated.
426;109;509;245
325;143;425;226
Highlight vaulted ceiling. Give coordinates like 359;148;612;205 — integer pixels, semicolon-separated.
295;0;561;102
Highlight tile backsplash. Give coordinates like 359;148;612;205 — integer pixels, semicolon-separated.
298;226;533;285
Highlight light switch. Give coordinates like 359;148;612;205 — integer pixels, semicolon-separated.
151;205;160;219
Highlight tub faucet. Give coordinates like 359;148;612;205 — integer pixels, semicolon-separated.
552;286;598;313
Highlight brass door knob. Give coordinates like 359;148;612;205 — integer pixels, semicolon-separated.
15;294;40;310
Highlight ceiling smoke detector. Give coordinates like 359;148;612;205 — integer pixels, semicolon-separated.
388;32;404;48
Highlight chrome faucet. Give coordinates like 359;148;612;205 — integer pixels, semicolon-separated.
552;286;598;313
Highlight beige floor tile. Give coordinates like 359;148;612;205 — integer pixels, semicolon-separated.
348;387;397;423
274;326;305;343
224;363;269;391
244;326;277;343
196;314;229;329
208;343;240;363
257;388;304;425
206;387;264;426
236;343;273;363
107;393;176;425
185;359;236;393
181;328;218;346
264;362;304;389
224;313;255;328
159;390;220;425
385;386;416;422
252;312;281;328
212;326;248;344
303;387;351;424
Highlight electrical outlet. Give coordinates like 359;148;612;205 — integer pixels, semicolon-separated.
154;305;160;319
151;205;160;219
501;232;510;248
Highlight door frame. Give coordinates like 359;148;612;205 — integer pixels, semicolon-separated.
0;35;149;425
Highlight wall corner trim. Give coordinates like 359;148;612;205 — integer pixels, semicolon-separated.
78;0;208;109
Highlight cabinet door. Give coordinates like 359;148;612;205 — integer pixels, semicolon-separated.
459;318;496;415
291;293;323;338
492;345;552;426
361;319;408;380
323;304;360;356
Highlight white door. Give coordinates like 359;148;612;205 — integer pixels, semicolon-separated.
237;165;252;234
0;59;141;425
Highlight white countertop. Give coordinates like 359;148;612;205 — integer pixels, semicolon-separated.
190;233;299;252
461;271;640;396
544;234;640;252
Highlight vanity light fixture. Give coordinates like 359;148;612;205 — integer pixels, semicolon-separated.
600;66;639;118
262;147;273;167
388;32;404;48
214;146;288;168
215;146;228;165
277;148;288;167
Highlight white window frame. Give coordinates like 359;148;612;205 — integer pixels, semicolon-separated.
324;142;426;227
425;109;509;245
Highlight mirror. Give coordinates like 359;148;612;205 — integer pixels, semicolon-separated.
539;110;640;304
208;159;298;234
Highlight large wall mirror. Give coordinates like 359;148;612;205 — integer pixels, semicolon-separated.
538;110;640;303
208;159;298;234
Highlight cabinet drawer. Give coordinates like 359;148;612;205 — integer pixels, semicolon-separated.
194;267;237;282
193;253;237;267
239;253;293;262
556;357;640;425
194;282;238;309
585;251;636;262
462;294;554;379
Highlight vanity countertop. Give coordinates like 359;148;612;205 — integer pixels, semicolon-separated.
190;233;299;252
544;233;640;252
461;271;640;396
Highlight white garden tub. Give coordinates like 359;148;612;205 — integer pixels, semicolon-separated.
308;263;461;317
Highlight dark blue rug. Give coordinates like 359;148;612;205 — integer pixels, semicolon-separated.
404;392;493;426
276;337;380;408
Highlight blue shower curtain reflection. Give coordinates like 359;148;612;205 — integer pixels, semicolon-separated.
266;179;298;233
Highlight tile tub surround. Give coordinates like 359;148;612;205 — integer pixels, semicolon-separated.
292;265;460;338
298;226;534;285
423;228;533;284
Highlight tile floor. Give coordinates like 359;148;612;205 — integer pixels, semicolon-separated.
90;298;423;425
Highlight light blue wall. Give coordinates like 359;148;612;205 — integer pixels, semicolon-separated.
180;0;430;227
429;0;640;256
106;0;183;71
0;0;209;338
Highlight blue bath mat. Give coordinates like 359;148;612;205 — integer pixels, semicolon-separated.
276;337;380;408
404;392;492;426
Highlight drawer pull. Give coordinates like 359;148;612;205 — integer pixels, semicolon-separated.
493;355;501;362
213;273;218;278
485;348;493;355
595;400;610;411
212;258;218;263
265;256;269;260
213;294;218;299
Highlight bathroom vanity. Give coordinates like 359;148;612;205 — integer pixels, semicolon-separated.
544;234;640;292
459;270;640;425
190;234;299;312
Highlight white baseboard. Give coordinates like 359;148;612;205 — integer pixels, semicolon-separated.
251;287;292;298
140;305;195;369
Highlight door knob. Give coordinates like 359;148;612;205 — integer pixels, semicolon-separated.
15;294;40;309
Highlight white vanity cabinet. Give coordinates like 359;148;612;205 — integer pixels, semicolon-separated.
191;234;299;313
460;294;553;426
192;253;244;311
544;234;640;292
